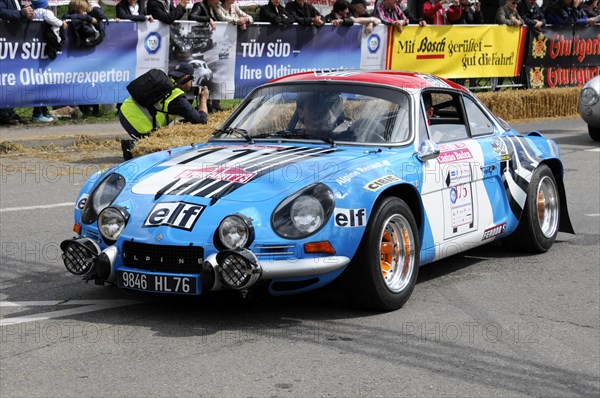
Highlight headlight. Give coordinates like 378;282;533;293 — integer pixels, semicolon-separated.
580;87;599;106
81;173;126;224
98;206;129;243
291;195;324;233
217;214;254;249
272;183;334;239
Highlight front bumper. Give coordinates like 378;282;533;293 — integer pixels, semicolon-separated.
60;238;350;295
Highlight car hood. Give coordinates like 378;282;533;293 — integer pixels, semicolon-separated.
129;143;372;202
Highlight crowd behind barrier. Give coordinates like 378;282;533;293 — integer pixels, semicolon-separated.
1;0;600;125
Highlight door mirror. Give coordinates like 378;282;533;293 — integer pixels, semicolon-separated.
417;140;440;162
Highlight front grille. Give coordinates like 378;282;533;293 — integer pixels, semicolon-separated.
122;241;203;274
254;244;296;259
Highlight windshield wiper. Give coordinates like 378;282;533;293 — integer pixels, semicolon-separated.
260;130;336;147
212;127;254;144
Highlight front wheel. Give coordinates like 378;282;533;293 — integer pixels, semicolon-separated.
589;125;600;141
503;165;560;253
344;197;420;311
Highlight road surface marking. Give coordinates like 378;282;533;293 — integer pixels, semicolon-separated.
585;147;600;152
0;202;73;213
0;300;140;326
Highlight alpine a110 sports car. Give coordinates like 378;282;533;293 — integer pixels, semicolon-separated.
61;71;574;311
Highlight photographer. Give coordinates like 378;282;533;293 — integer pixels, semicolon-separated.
119;62;209;160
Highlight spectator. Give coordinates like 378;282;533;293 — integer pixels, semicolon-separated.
0;0;33;21
375;0;409;31
87;0;108;22
581;0;600;18
189;0;220;30
63;0;102;117
216;0;253;30
324;0;354;25
454;0;484;24
350;0;382;33
30;0;66;122
285;0;323;27
259;0;296;25
147;0;188;24
397;0;426;25
423;0;462;25
518;0;545;28
496;0;524;25
118;62;209;159
116;0;154;22
1;0;33;126
545;0;594;24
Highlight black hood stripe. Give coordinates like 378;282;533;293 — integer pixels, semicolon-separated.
178;147;226;165
154;145;338;199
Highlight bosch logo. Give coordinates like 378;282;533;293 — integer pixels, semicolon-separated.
144;32;161;54
143;202;205;231
367;34;380;54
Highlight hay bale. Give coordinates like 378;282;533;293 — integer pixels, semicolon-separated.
475;87;579;121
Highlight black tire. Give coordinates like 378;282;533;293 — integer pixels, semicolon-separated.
343;197;420;311
502;165;560;253
589;125;600;141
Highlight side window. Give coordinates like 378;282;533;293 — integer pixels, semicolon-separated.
463;96;495;136
422;91;468;143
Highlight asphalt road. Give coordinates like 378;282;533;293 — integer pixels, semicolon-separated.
1;118;598;397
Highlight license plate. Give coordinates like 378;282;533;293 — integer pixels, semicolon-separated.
117;271;198;295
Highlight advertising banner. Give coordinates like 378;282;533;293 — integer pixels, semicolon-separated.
0;21;168;108
386;25;527;78
170;22;237;99
234;23;363;98
524;26;600;88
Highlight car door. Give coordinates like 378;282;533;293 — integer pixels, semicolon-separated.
418;90;489;261
461;94;513;238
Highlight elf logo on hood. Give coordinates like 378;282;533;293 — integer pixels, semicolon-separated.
143;202;205;231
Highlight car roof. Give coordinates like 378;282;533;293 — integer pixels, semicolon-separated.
269;70;468;93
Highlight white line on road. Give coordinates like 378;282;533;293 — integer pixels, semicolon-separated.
585;147;600;152
0;300;140;326
0;202;73;213
585;214;600;217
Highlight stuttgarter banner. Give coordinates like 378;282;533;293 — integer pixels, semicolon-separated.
386;25;527;79
0;21;168;109
524;26;600;88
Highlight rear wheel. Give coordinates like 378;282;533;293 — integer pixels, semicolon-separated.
589;125;600;141
503;165;560;253
344;197;419;311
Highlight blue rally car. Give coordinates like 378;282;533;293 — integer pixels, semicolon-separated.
61;71;574;311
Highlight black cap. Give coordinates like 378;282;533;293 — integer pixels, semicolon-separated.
351;0;368;6
170;62;194;78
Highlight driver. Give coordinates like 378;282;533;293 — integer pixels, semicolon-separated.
296;92;349;137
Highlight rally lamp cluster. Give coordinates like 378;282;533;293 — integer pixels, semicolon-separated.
211;183;335;291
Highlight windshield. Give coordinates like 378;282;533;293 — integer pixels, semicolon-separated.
216;83;411;144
